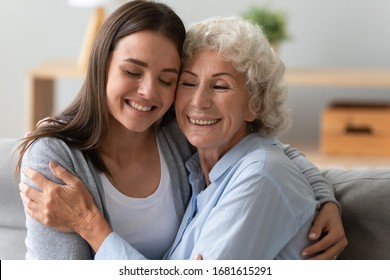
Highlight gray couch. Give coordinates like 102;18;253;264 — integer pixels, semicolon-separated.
1;138;389;260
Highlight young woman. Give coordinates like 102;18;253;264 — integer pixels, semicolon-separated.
19;1;347;260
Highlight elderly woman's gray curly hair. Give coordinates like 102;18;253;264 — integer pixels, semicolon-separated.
182;16;291;137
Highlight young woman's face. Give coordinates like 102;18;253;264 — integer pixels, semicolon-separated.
106;31;181;133
175;49;256;156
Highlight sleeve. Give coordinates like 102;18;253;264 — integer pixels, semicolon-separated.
95;232;147;260
187;173;316;259
21;138;93;259
279;141;340;209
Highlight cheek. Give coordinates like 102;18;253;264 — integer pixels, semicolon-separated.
105;73;122;98
174;91;185;110
161;89;175;107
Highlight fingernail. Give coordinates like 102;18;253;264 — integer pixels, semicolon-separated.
302;251;308;257
50;161;59;168
309;232;317;239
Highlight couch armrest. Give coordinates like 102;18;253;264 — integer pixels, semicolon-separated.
0;138;27;259
322;168;390;260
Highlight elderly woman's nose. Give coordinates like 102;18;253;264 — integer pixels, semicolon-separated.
191;86;212;109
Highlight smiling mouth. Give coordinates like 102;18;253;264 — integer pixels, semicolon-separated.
126;100;153;112
189;117;221;126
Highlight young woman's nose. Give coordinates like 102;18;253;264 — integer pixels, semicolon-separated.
138;76;157;98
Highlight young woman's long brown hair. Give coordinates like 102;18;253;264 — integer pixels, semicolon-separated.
17;0;186;176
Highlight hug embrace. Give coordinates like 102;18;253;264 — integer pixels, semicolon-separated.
18;0;347;260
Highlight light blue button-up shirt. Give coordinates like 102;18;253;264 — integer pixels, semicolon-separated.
95;134;320;260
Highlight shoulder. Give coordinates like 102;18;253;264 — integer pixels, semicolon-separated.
232;137;284;177
22;137;89;178
25;137;80;161
228;137;318;208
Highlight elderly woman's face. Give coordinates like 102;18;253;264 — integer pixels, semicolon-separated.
175;49;256;155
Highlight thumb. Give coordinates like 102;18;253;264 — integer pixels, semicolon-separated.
49;161;78;186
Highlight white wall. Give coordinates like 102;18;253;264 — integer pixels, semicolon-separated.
1;0;389;148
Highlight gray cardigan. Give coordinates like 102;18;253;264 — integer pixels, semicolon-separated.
21;120;336;259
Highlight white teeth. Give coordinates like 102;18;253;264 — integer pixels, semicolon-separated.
189;118;220;126
129;101;152;112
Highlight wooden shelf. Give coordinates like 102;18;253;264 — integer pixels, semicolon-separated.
29;60;86;79
286;68;390;88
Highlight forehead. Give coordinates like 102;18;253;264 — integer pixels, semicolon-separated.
113;30;180;64
183;49;244;79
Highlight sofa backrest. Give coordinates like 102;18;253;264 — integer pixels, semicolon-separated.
323;168;390;260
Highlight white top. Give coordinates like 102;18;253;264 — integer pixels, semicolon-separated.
100;138;178;259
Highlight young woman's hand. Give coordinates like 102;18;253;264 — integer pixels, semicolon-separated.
302;202;348;259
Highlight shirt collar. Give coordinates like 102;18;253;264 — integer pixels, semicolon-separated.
185;133;277;190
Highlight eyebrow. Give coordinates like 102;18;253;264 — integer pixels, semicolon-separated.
182;70;236;79
124;58;179;74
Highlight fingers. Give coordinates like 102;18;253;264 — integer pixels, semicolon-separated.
307;226;322;241
19;187;41;221
194;254;203;260
303;229;348;259
302;234;333;258
49;161;79;185
23;168;53;191
19;182;42;203
305;240;346;260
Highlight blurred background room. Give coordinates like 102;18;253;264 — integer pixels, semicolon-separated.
1;0;389;168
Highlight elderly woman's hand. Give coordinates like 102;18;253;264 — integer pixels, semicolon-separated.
19;161;111;252
19;161;96;233
302;202;348;259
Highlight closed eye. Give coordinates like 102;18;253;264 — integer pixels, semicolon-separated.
159;79;173;86
214;85;229;90
124;70;141;77
181;82;196;87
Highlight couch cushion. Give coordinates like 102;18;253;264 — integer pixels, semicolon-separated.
0;227;27;260
0;138;27;259
323;168;390;260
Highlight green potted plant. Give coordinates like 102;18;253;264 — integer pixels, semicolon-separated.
241;5;289;51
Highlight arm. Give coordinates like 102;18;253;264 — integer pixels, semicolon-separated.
281;142;338;205
20;138;94;259
280;142;348;259
20;161;149;260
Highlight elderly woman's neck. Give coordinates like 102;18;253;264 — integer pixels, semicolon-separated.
197;149;221;186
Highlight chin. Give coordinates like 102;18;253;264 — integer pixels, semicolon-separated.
186;135;212;149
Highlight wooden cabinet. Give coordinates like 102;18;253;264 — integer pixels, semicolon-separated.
321;103;390;156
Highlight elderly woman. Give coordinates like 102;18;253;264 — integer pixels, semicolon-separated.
20;16;346;259
165;16;319;259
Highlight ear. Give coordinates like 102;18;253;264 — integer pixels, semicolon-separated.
245;108;257;122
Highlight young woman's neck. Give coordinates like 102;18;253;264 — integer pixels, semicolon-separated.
99;122;157;165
